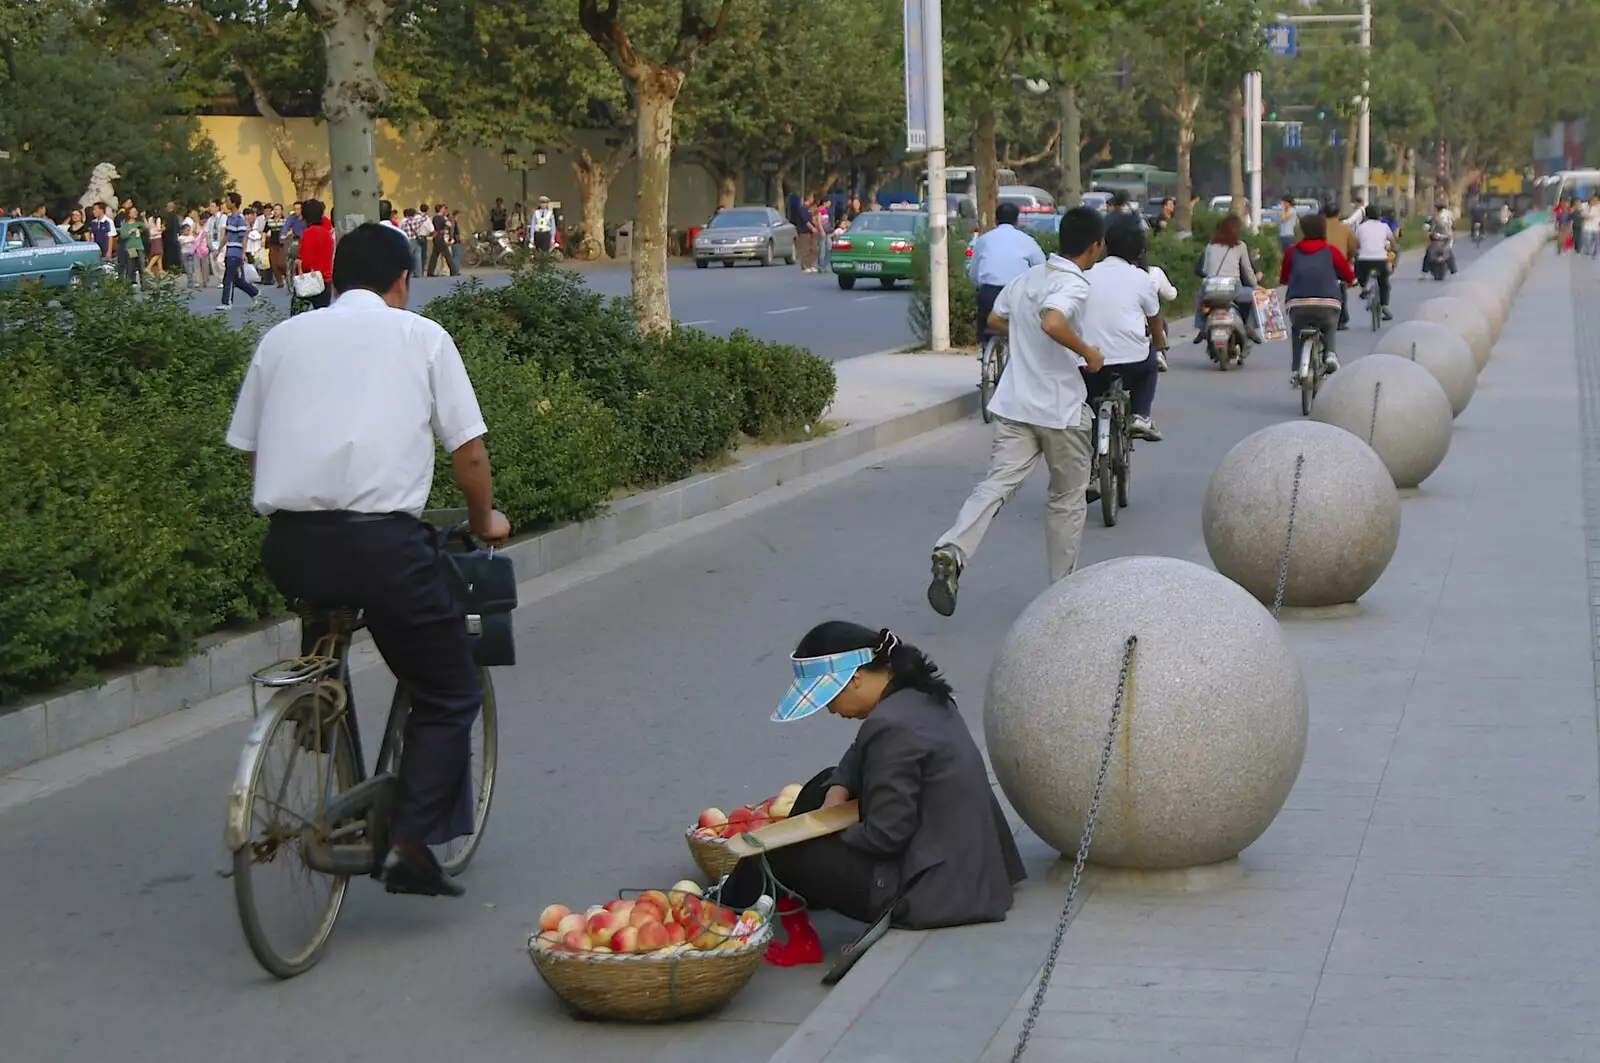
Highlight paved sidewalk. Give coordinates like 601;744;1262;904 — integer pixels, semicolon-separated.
784;250;1600;1063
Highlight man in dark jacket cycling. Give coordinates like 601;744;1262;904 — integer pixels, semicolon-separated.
1278;212;1355;383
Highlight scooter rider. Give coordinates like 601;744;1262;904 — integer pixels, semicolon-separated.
1425;200;1458;276
967;202;1045;346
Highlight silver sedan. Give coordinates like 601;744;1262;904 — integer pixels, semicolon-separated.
694;206;798;267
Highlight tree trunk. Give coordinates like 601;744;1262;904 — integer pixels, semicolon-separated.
1173;82;1199;231
1227;85;1245;217
975;105;998;230
308;0;394;232
1405;145;1417;218
572;149;614;260
272;123;332;203
1341;114;1359;208
715;170;738;209
1058;82;1082;206
633;70;683;335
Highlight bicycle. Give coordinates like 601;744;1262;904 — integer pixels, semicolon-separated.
1297;327;1327;417
978;335;1008;424
1090;377;1133;527
1362;274;1382;332
225;510;506;979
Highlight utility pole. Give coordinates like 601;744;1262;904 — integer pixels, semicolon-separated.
923;0;950;352
1357;0;1372;206
1245;71;1263;229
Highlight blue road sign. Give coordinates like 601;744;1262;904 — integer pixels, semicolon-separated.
1284;122;1302;149
1265;23;1297;58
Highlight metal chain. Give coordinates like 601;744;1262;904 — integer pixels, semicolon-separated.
1367;381;1383;446
1009;635;1137;1063
1271;453;1306;619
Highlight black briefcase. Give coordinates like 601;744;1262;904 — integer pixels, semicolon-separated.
445;548;518;667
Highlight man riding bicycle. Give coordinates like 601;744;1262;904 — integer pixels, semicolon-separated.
226;223;509;900
1352;204;1395;322
966;202;1044;346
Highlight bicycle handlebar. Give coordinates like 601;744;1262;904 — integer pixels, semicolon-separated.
421;508;488;552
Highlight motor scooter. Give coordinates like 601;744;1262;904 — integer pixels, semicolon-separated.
1424;231;1453;281
1198;276;1251;371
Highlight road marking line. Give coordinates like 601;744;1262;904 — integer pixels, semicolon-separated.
681;319;716;326
767;305;810;315
855;294;887;302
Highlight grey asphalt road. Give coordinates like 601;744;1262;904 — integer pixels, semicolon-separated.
187;259;918;361
4;249;1483;1063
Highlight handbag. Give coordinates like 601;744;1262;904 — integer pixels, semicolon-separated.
292;268;325;298
444;547;519;668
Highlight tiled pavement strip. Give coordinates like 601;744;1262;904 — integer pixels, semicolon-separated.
793;251;1600;1063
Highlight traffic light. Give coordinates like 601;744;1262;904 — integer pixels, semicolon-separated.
1266;98;1278;121
1316;105;1327;121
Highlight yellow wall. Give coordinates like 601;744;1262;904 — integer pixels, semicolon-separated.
1366;167;1524;198
197;116;720;231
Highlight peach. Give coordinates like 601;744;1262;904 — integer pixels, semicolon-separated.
590;945;613;954
639;889;671;913
538;904;571;932
630;904;665;929
586;912;618;945
536;930;562;948
610;926;640;953
698;807;728;829
777;783;804;803
727;806;754;827
690;927;725;950
671;879;703;898
562;930;591;951
666;922;688;945
637;921;671;951
556;913;587;937
607;900;635;924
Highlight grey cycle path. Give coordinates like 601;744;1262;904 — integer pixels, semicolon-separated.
795;249;1600;1063
185;259;916;362
0;250;1483;1063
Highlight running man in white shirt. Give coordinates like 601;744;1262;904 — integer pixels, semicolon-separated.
1081;215;1167;441
966;202;1045;345
227;224;510;899
928;208;1106;617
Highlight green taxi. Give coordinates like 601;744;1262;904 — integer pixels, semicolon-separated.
830;210;925;290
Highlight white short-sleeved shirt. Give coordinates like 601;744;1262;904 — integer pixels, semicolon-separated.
226;289;487;516
1354;219;1392;261
1083;257;1160;366
988;255;1092;430
1147;264;1177;302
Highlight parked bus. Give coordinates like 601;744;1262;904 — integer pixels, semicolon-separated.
1089;163;1179;208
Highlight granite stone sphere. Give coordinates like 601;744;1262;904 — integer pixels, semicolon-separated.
1373;320;1477;417
1203;421;1400;607
985;556;1308;870
1415;296;1494;371
1449;278;1509;334
1311;354;1453;489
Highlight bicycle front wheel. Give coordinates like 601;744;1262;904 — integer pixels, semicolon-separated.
391;667;499;876
230;686;358;979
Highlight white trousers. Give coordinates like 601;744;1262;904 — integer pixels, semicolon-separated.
936;410;1094;583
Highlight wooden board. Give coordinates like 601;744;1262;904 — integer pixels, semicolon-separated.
723;802;860;857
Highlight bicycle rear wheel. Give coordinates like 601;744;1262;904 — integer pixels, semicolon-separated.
1369;291;1381;331
230;686;358;979
979;341;998;424
392;667;499;876
1301;342;1320;417
1099;440;1117;527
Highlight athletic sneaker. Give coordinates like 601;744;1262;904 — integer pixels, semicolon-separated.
1131;415;1163;442
1324;353;1340;374
927;550;961;617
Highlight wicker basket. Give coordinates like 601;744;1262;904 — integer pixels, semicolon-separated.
684;801;771;879
528;923;773;1022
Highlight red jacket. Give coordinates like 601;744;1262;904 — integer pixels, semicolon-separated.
1278;238;1355;287
298;218;334;279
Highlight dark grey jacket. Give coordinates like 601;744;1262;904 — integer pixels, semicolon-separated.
829;688;1026;929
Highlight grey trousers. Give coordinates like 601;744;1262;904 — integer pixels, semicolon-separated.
936;410;1094;582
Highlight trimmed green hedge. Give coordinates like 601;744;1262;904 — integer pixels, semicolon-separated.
1;263;836;700
911;210;1282;348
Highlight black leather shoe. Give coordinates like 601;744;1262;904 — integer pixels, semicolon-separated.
379;845;464;898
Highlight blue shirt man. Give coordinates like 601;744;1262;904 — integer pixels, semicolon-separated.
220;191;259;306
968;203;1045;344
225;202;249;260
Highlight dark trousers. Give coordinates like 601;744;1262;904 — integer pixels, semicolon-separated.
428;237;456;276
721;767;878;923
1083;344;1159;418
532;231;553;253
262;513;482;848
1289;305;1341;373
1355;259;1391;306
975;283;1004;346
222;255;258;303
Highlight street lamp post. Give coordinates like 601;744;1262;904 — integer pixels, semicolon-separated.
1274;6;1373;208
923;0;950;353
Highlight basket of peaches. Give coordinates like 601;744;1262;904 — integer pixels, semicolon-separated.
686;782;805;879
526;880;774;1021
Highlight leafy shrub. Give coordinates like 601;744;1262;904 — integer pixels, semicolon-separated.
0;280;273;700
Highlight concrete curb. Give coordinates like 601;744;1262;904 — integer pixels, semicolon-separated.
0;385;979;776
766;930;926;1063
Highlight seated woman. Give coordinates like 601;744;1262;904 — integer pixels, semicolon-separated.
1081;215;1168;442
1279;210;1355;382
720;622;1025;966
1193;213;1262;341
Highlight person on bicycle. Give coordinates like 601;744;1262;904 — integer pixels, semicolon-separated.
1353;204;1395;322
226;223;510;899
927;208;1106;618
1082;215;1166;442
966;202;1044;346
1279;211;1355;383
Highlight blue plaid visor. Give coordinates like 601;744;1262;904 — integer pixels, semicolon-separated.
773;647;876;723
